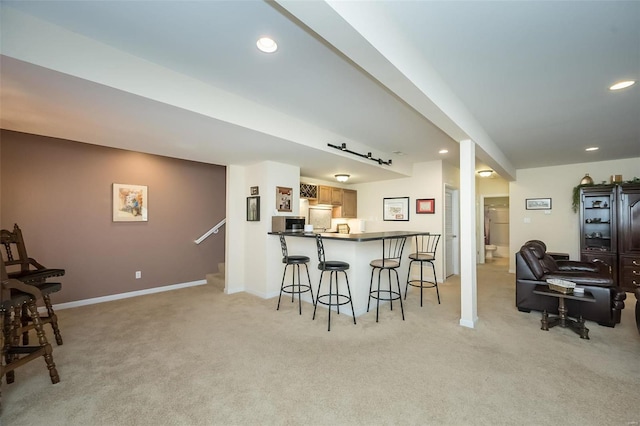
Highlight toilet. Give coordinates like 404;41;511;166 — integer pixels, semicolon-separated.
485;244;498;259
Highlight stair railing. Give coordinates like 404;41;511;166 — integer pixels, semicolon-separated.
194;218;226;245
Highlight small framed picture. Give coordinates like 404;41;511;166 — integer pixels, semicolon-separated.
526;198;552;210
383;197;409;221
416;198;435;214
112;183;148;222
250;186;259;196
276;186;292;212
247;196;260;221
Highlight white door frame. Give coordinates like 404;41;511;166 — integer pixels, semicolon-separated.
445;185;460;277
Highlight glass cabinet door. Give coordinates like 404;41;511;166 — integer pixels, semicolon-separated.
580;188;615;253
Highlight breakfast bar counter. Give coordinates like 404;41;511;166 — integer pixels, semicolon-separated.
269;231;427;317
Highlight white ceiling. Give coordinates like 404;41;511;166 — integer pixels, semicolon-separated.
1;1;638;184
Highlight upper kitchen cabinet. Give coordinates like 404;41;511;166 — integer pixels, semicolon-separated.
331;187;343;206
317;185;332;204
332;189;357;218
314;185;344;206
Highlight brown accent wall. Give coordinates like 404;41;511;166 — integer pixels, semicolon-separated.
0;130;226;304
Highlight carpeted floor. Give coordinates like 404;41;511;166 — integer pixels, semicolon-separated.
2;258;639;425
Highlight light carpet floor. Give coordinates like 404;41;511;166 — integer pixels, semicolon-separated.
2;259;639;425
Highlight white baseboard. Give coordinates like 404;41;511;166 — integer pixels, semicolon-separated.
47;280;207;311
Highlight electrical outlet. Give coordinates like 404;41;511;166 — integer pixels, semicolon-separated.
135;271;141;279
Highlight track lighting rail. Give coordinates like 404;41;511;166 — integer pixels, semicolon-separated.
327;143;392;166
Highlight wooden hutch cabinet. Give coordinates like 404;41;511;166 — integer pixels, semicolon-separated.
617;184;640;292
579;183;640;292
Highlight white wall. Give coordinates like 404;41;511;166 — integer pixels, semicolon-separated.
354;160;446;280
509;157;640;272
226;161;301;298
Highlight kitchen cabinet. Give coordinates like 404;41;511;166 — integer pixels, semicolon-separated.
331;187;343;205
335;189;357;218
317;185;332;204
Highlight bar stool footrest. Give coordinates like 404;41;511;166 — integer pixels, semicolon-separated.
316;294;353;307
280;284;313;295
407;279;437;289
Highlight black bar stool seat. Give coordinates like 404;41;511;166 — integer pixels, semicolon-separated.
313;235;356;331
277;234;314;315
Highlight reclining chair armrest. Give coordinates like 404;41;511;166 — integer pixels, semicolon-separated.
548;252;569;260
555;260;600;272
544;271;613;287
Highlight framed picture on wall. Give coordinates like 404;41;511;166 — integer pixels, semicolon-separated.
247;196;260;221
250;186;259;195
416;198;435;214
526;198;552;210
112;183;148;222
276;186;292;212
383;197;409;221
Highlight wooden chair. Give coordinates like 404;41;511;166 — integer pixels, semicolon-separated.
1;262;60;408
1;224;65;345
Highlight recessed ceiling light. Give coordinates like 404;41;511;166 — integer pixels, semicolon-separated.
438;149;448;154
609;80;636;91
585;147;599;152
256;37;277;53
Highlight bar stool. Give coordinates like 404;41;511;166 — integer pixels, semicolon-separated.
277;234;314;315
367;236;407;322
405;233;441;306
313;235;356;331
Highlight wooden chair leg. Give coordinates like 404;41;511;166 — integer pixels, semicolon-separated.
25;301;59;384
19;294;63;346
43;295;63;345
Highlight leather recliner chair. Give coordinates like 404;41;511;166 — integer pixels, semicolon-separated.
515;240;626;327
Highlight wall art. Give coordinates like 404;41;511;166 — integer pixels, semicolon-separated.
113;183;148;222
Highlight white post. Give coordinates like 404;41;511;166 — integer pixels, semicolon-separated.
459;139;478;328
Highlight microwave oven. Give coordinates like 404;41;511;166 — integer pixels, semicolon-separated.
272;216;306;233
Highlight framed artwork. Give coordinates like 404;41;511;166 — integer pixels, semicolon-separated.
526;198;552;210
383;197;409;221
113;183;148;222
250;186;259;196
247;196;260;221
276;186;292;212
416;198;435;214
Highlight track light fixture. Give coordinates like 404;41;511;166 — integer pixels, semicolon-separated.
327;143;392;166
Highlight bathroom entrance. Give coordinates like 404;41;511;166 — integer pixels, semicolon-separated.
483;196;509;263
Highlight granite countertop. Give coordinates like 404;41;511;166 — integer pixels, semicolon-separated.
268;230;428;242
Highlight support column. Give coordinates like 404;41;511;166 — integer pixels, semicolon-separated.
459;139;478;328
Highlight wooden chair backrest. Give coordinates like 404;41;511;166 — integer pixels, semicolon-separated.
1;224;31;274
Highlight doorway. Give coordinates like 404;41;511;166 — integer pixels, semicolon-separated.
482;196;510;265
